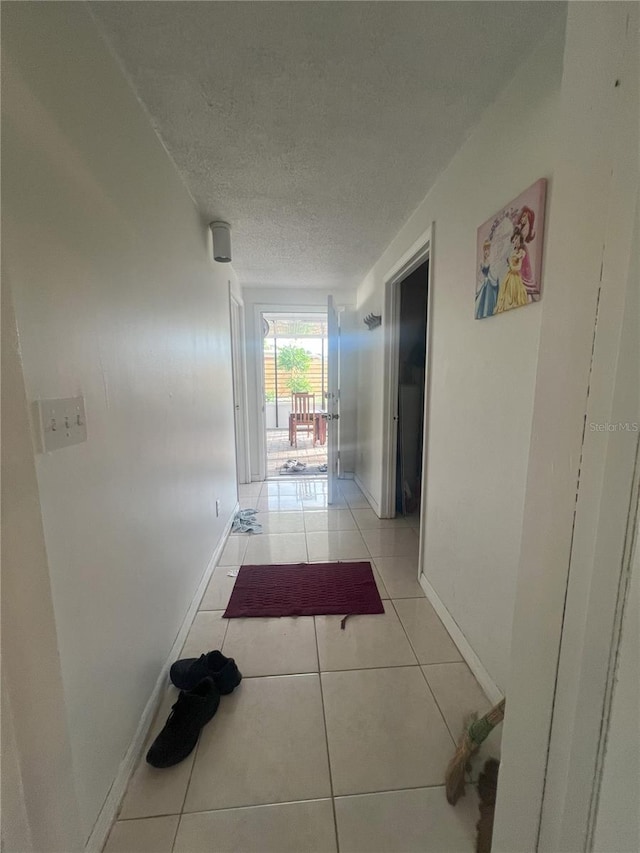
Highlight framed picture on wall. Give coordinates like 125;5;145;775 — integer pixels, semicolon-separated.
475;178;547;319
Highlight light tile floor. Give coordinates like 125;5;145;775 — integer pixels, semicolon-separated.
105;480;497;853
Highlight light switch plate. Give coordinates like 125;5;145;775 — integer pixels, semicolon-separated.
36;396;87;452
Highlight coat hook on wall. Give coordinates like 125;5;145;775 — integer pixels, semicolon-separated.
364;313;382;330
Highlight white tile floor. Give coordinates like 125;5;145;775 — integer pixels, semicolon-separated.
105;480;496;853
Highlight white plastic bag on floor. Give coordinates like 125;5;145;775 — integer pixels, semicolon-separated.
231;509;262;534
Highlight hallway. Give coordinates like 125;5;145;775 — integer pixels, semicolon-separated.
4;5;637;852
104;479;491;852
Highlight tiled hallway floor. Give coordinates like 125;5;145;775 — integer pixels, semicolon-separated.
105;480;496;853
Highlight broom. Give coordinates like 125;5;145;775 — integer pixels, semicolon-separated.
445;698;505;805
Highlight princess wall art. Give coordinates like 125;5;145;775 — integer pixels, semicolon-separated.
475;178;547;319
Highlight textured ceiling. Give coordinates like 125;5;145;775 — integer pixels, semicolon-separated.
92;2;564;289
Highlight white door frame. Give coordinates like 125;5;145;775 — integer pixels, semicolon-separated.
380;225;433;527
492;5;638;850
253;303;328;480
326;295;341;503
229;289;251;484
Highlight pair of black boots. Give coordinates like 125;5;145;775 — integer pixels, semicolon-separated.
146;650;242;768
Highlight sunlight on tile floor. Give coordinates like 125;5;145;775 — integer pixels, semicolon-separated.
104;480;497;853
266;428;328;478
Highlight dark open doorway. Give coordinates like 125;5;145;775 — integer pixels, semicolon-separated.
395;260;429;516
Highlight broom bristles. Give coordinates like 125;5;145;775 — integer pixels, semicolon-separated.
445;729;478;805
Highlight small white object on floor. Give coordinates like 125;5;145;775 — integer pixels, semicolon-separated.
227;569;239;577
281;458;308;473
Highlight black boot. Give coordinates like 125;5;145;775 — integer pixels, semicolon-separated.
170;650;242;695
146;677;220;768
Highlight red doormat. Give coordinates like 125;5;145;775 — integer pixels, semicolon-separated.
223;562;384;621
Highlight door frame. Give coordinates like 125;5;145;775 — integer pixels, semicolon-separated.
537;205;640;849
253;303;328;481
229;289;251;484
492;6;638;849
380;226;433;538
326;295;341;504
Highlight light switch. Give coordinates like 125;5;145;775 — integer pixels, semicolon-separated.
37;396;87;452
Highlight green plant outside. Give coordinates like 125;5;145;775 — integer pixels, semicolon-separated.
277;345;311;373
288;375;312;393
277;345;313;396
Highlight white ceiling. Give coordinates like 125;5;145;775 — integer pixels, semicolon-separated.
92;2;564;290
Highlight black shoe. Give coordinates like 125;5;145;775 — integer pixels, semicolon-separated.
146;678;220;768
170;650;242;695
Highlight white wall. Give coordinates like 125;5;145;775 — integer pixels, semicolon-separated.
2;283;83;852
242;286;356;480
355;19;566;689
1;676;34;853
2;3;238;843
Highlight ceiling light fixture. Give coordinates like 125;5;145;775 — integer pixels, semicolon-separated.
209;221;232;263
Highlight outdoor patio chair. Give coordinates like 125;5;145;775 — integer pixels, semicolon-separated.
290;393;316;447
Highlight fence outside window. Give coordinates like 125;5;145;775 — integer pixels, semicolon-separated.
263;314;328;429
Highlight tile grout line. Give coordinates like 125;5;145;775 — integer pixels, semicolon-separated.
172;663;467;683
313;616;341;853
118;811;180;823
417;664;459;748
389;599;458;750
389;598;426;668
170;734;200;853
334;781;465;800
118;776;462;824
220;611;231;647
168;812;181;853
179;794;338;816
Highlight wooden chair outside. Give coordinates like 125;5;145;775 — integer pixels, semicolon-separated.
290;393;316;447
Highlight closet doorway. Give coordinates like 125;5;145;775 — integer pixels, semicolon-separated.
380;230;432;523
394;261;429;517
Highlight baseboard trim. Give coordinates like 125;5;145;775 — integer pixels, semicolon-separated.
85;504;238;853
354;474;380;515
419;572;503;705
